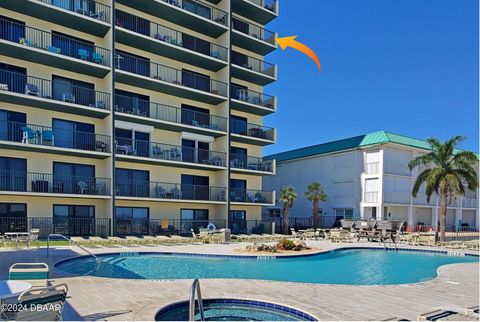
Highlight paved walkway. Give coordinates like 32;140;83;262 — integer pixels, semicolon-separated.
0;241;478;321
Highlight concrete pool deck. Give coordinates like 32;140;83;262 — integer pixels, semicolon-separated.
0;241;478;321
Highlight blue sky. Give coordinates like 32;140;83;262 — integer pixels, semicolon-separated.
263;0;479;155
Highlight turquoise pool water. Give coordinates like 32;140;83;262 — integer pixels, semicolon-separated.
55;249;479;285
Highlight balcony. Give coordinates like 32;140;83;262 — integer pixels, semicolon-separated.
115;138;226;170
232;16;276;55
0;0;111;37
383;191;410;205
364;162;379;175
364;191;378;203
0;70;110;118
230;121;275;146
232;0;278;25
116;180;227;203
115;52;228;104
0;19;111;78
231;51;276;85
462;197;478;209
0;171;110;197
230;188;274;205
0;121;110;158
114;95;227;137
115;14;228;72
116;0;228;38
230;154;275;174
230;85;276;116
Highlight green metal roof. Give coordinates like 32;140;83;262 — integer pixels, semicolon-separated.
264;130;478;162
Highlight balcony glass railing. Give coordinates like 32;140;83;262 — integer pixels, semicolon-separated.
114;94;227;131
0;18;111;66
231;85;274;109
116;11;228;62
0;170;110;195
232;51;275;76
0;70;111;110
245;0;277;13
34;0;111;23
0;217;111;237
115;138;226;167
230;120;274;141
230;154;273;172
115;180;226;202
232;16;275;45
158;0;228;26
115;52;228;97
229;188;273;204
0;121;110;152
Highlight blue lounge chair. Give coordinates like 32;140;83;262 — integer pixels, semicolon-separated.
21;126;40;143
78;49;89;60
42;130;54;145
92;52;103;64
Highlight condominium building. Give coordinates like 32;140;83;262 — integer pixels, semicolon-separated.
0;0;278;237
263;131;479;230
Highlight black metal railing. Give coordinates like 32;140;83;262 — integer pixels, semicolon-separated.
232;51;275;76
0;18;111;66
158;0;228;26
115;52;228;96
273;216;338;230
35;0;111;23
231;84;274;109
0;170;110;195
116;10;228;61
0;120;110;152
230;154;273;172
0;217;111;237
114;94;227;131
230;120;275;141
245;0;277;13
229;188;273;204
230;219;274;234
115;138;226;167
232;16;275;45
0;70;111;109
149;219;227;236
116;180;226;201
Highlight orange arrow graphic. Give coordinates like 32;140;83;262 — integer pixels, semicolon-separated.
275;36;321;70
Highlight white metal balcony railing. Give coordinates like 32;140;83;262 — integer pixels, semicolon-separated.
364;191;378;203
364;162;379;174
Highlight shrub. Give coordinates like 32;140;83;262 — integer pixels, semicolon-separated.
277;238;295;251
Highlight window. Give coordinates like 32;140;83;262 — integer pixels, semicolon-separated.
181;175;209;200
182;139;209;164
229;210;246;234
230;147;247;168
52;31;94;61
0;63;26;94
364;178;379;202
53;118;95;150
230;115;247;135
181;104;210;128
231;83;248;101
230;179;246;202
52;75;95;107
115;10;149;36
0;157;26;192
53;205;95;236
182;69;210;92
334;208;354;219
182;0;211;19
231;51;248;67
115;128;150;157
0;15;25;42
116;50;150;76
115;168;149;197
0;109;26;142
180;209;209;233
53;162;95;194
115;207;149;236
0;203;27;234
115;89;150;117
52;0;95;12
232;17;249;34
182;33;210;55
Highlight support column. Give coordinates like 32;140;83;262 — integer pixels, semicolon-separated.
407;205;413;229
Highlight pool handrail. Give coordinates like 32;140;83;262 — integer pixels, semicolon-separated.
189;279;205;321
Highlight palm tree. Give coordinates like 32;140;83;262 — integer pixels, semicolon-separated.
279;186;297;234
408;136;478;241
305;182;328;228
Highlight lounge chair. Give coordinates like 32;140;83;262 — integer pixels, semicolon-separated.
25;83;39;96
155;235;173;244
2;284;68;321
124;236;142;246
70;236;88;244
465;306;479;317
9;263;49;289
141;235;159;246
16;228;40;249
418;309;478;321
191;229;207;243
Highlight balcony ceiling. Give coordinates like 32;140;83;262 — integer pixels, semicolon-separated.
232;31;277;56
231;0;278;25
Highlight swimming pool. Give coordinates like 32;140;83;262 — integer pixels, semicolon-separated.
55;248;479;285
155;299;317;321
